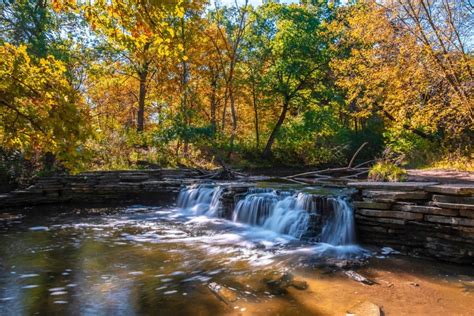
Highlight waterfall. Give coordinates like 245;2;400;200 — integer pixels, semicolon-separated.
262;193;312;238
177;184;357;245
232;190;313;238
232;190;356;244
320;197;356;245
177;184;222;216
232;190;279;225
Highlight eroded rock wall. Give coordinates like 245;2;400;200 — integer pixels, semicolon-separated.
349;182;474;264
0;169;202;208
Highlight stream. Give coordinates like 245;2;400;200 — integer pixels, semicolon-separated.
0;184;472;315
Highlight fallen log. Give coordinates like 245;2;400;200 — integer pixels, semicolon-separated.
283;142;372;184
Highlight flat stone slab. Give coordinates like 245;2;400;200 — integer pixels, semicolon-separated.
353;201;392;210
357;209;423;220
393;204;459;216
348;182;438;191
432;194;474;204
425;184;474;196
460;210;474;219
425;215;474;227
362;190;428;200
355;214;406;225
432;202;474;211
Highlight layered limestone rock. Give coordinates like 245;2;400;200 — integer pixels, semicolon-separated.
0;169;201;208
348;182;474;264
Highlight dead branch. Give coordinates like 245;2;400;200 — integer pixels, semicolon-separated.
347;142;368;168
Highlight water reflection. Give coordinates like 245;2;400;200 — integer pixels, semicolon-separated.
0;202;370;315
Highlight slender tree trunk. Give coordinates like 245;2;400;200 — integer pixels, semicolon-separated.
228;79;237;158
221;87;228;131
210;73;218;135
137;70;147;132
180;17;190;158
262;97;289;158
226;58;238;158
251;81;260;148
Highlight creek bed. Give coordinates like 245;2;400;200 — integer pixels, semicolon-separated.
0;202;473;315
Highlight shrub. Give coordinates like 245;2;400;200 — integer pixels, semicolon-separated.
368;162;407;182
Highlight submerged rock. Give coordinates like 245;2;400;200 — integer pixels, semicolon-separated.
290;280;309;290
346;301;381;316
344;270;376;285
322;258;368;269
208;282;238;304
264;272;308;294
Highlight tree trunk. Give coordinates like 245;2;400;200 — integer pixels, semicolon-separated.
228;84;237;158
137;70;147;132
180;17;190;158
221;87;228;131
210;71;218;135
262;97;289;158
251;81;260;148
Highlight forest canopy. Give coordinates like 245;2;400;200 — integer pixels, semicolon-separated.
0;0;472;181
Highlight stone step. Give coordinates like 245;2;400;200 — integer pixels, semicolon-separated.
425;184;474;196
362;190;428;201
357;208;423;220
353;200;392;210
424;215;474;227
392;204;459;216
432;194;474;204
348;181;438;191
460;210;474;219
432;202;474;211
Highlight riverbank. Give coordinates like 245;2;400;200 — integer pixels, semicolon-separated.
230;256;474;316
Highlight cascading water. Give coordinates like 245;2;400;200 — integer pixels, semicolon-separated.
232;189;279;226
177;184;222;216
320;197;356;245
177;184;359;250
262;192;312;238
232;190;313;239
231;189;358;245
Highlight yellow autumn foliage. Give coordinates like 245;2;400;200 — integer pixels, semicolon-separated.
0;43;91;172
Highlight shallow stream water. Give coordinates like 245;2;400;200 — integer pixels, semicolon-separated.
0;186;473;315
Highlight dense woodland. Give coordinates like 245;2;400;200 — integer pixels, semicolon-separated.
0;0;472;185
